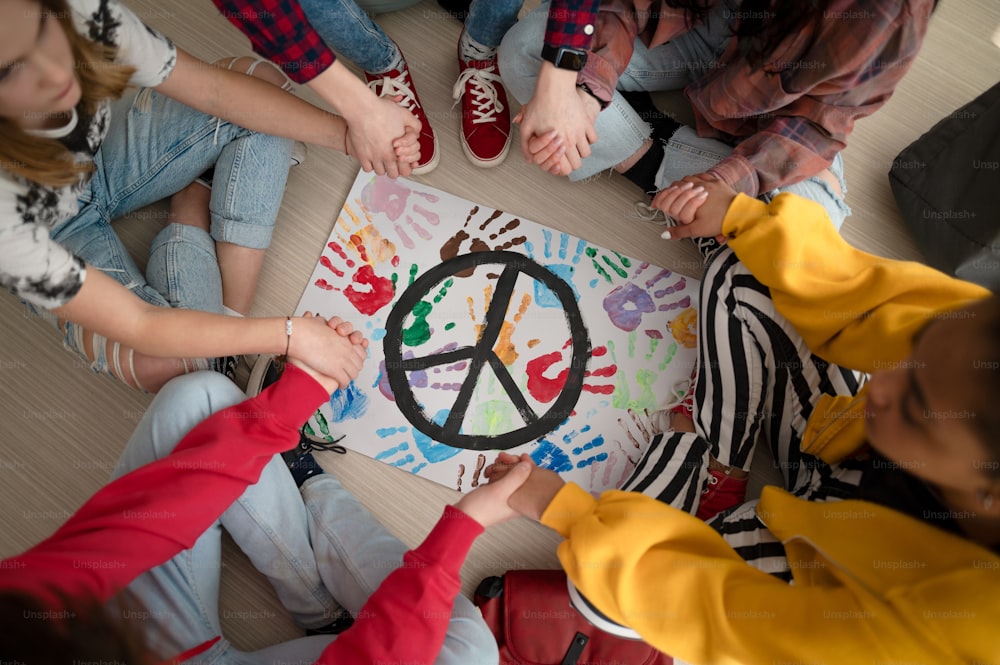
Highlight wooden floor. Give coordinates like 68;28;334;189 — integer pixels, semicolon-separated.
1;0;998;653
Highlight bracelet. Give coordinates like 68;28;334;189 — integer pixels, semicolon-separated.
284;316;293;357
577;83;609;110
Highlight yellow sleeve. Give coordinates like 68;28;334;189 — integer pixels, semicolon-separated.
722;193;991;372
542;483;930;664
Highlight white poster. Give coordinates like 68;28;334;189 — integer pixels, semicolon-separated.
295;173;699;494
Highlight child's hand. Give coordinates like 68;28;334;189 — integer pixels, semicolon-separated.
518;126;571;176
483;451;532;483
287;312;367;393
325;315;369;350
484;453;566;521
453;460;532;528
653;173;737;241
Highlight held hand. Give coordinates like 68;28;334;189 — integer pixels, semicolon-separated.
518;66;599;176
344;94;421;178
519;127;569;175
483;451;531;483
484;453;565;521
453;461;532;528
653;174;737;241
325;315;370;350
286;313;368;392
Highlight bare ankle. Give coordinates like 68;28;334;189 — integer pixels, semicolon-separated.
708;457;749;479
615;138;653;174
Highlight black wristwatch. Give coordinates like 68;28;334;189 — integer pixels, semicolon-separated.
541;44;588;71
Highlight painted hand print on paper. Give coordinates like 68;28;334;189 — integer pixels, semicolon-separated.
297;173;700;494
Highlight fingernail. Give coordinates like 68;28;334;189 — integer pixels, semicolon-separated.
661;230;672;239
680;182;694;190
693;186;705;193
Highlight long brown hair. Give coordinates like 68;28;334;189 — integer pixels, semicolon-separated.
0;591;154;663
0;0;135;188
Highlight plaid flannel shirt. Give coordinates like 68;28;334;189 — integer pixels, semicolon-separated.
576;0;934;196
211;0;335;83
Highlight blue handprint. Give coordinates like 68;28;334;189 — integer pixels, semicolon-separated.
524;229;586;308
530;420;608;473
374;409;462;474
328;381;370;422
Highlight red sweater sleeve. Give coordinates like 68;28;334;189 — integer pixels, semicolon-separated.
0;366;327;607
316;505;484;665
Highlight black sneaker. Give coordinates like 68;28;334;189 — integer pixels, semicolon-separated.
287;429;347;458
306;610;355;636
282;430;346;487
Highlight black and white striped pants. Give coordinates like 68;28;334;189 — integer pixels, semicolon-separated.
622;247;867;580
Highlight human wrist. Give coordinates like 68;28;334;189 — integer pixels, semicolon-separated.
575;84;605;115
282;316;292;358
537;62;580;97
309;61;369;119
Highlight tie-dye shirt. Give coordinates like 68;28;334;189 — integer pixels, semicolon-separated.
0;0;176;310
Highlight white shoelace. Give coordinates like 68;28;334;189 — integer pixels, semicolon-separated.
633;201;669;224
649;374;695;433
368;70;420;112
452;65;505;124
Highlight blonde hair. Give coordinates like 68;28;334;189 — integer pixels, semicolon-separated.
0;0;135;188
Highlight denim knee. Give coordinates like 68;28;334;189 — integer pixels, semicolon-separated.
769;153;851;231
208;131;292;250
112;371;245;477
147;222;224;313
155;371;244;429
497;3;549;104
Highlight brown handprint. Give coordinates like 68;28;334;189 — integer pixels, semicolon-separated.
440;206;527;276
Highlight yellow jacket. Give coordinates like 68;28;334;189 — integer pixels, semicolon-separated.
541;194;998;664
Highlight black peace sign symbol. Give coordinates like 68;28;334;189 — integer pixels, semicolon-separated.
383;251;591;451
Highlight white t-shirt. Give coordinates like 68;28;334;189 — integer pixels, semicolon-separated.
0;0;176;309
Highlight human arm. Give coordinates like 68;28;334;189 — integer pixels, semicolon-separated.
306;61;421;178
662;179;991;372
312;462;531;664
209;0;419;176
537;483;931;664
520;0;640;175
154;48;346;151
517;64;598;175
0;364;327;606
53;268;367;387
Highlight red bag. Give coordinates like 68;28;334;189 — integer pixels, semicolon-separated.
473;569;673;665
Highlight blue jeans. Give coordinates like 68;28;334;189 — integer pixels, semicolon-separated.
298;0;523;72
112;372;498;664
498;2;851;228
40;88;291;375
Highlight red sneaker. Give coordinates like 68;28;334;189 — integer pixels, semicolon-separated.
670;365;697;421
365;59;439;175
453;53;512;168
696;469;749;521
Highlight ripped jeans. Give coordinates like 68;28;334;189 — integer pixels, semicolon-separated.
38;88;291;381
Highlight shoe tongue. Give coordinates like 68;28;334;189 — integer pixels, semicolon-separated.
461;53;497;68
